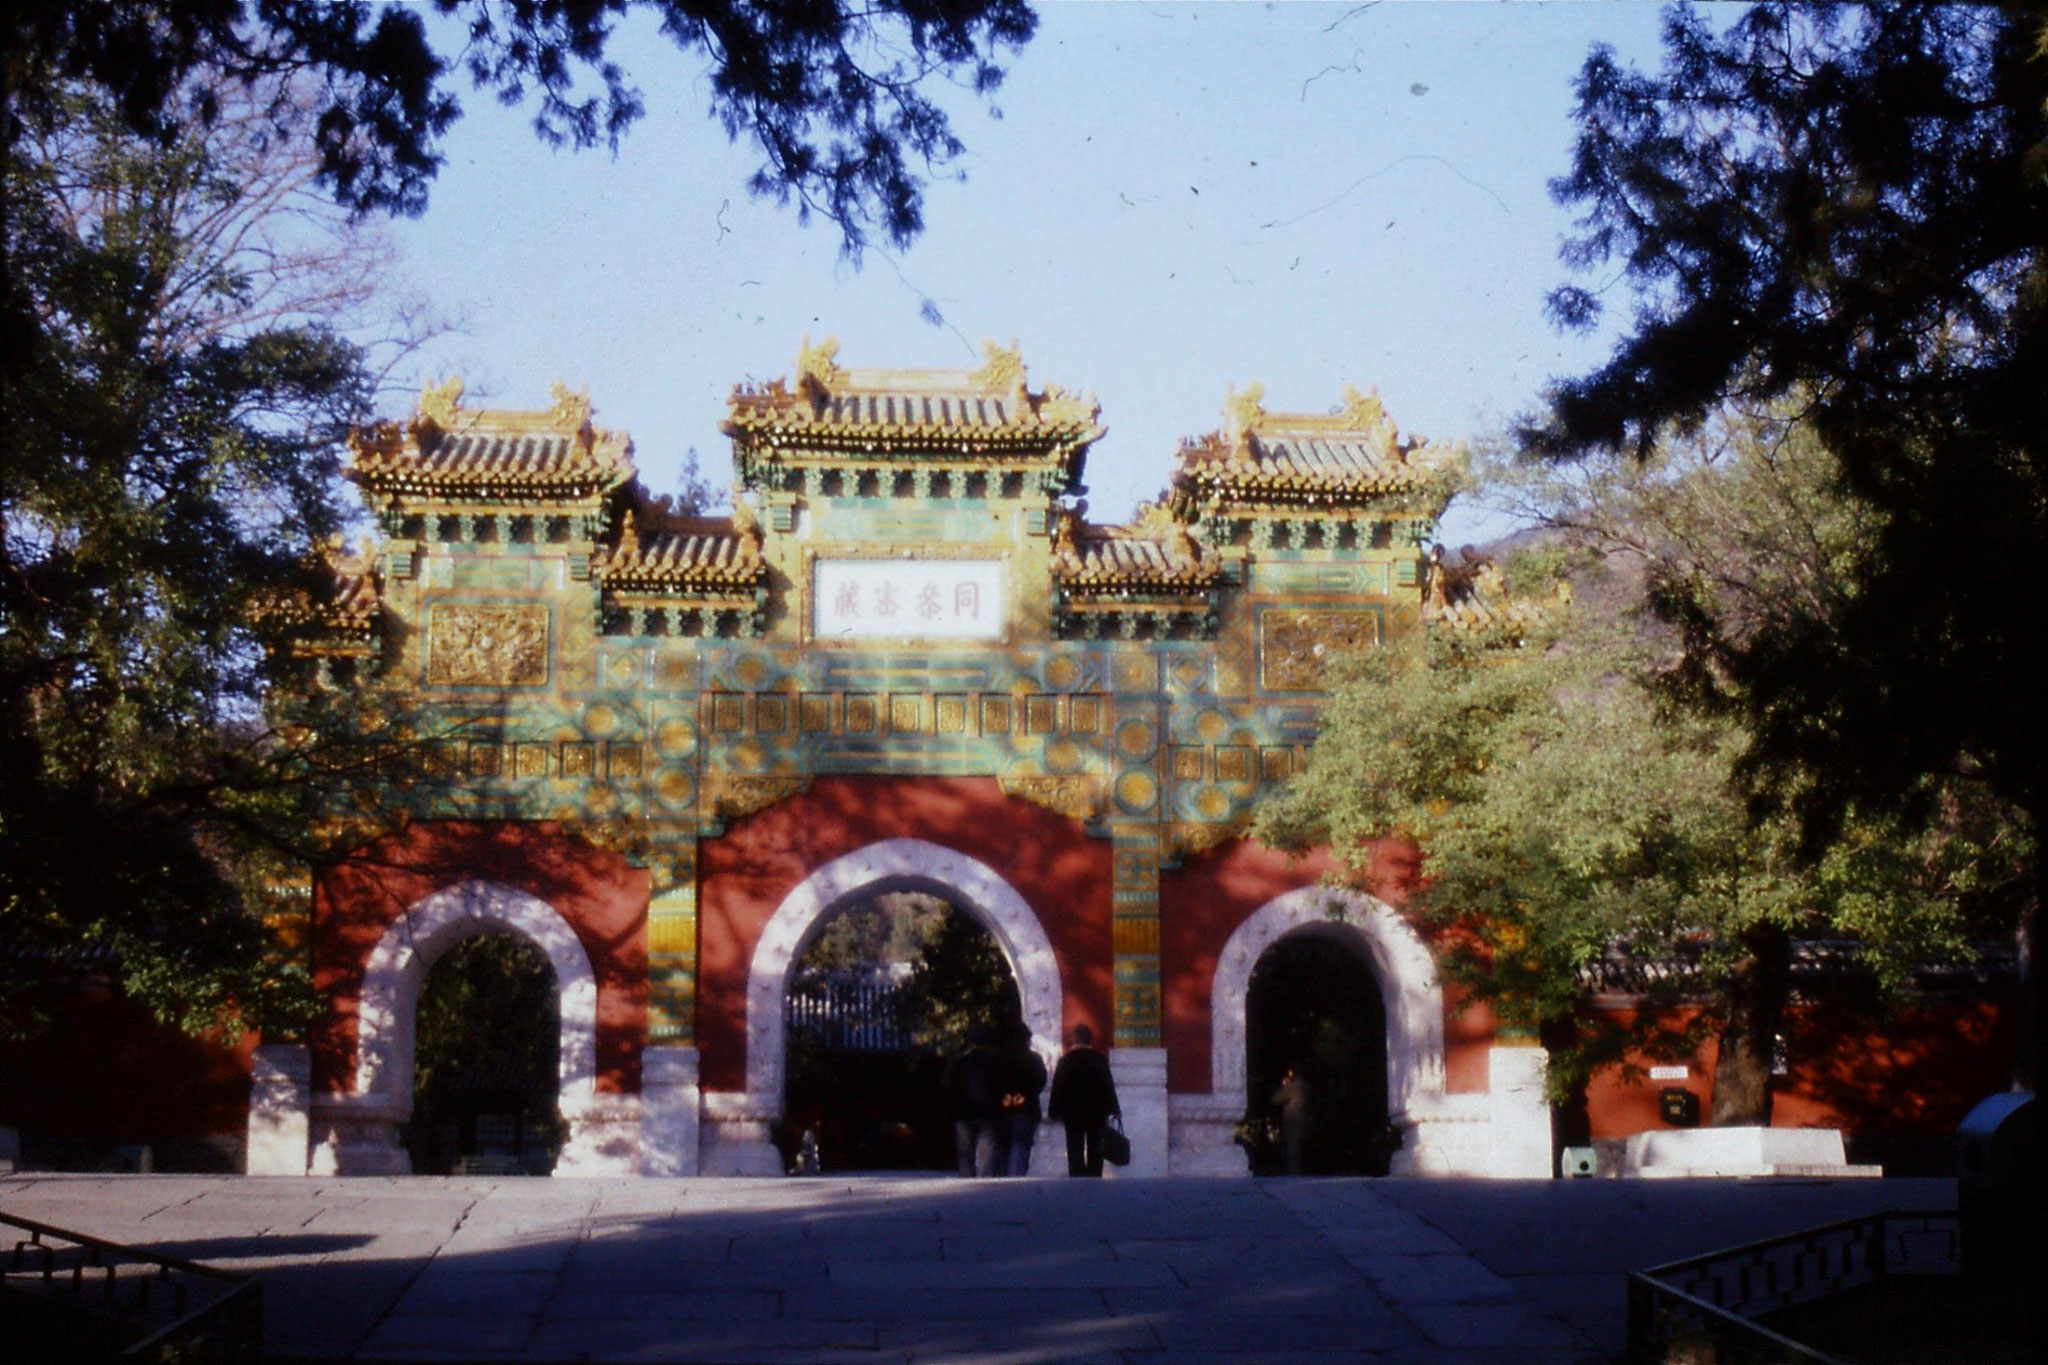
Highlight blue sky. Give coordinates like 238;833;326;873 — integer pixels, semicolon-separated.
387;2;1672;540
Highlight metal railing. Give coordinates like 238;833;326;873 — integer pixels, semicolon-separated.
3;1211;262;1361
1626;1210;1959;1365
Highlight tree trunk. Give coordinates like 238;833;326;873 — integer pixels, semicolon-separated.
1540;1014;1593;1173
1709;922;1792;1126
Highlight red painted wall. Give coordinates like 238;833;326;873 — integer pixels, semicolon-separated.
0;983;255;1140
1584;998;2019;1139
694;776;1112;1093
313;821;648;1096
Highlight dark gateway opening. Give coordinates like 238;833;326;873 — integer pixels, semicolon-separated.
782;892;1022;1172
405;933;562;1175
1244;932;1394;1175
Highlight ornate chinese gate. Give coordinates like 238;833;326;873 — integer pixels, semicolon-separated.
273;340;1555;1177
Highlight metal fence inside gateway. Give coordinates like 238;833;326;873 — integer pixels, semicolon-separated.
787;967;913;1052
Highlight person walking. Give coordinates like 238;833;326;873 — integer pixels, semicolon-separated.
942;1025;1004;1177
995;1021;1047;1177
1047;1024;1119;1177
1273;1065;1313;1176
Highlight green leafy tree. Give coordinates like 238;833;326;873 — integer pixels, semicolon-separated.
1528;5;2044;1046
0;82;397;1037
4;0;1037;247
1263;415;2021;1123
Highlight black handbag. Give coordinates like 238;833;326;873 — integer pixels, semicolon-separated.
1099;1116;1131;1167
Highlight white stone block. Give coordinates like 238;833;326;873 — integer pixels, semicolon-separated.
246;1044;311;1175
1484;1045;1554;1179
1621;1125;1880;1177
1108;1047;1169;1178
639;1046;701;1177
555;1095;642;1176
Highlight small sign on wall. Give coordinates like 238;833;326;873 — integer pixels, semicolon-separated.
813;559;1004;640
1648;1065;1690;1081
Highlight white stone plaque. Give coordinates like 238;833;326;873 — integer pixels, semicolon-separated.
813;559;1004;640
1648;1065;1690;1081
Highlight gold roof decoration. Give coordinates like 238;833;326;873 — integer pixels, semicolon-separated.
600;490;765;593
1170;382;1462;514
418;375;465;425
724;339;1106;449
968;338;1026;400
349;379;635;501
795;335;843;396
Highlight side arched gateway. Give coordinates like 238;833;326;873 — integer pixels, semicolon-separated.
700;838;1064;1174
1175;886;1451;1175
310;879;618;1175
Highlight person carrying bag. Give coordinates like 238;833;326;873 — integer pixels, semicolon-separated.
1047;1024;1121;1177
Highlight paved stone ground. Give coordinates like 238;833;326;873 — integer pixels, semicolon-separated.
0;1173;1950;1363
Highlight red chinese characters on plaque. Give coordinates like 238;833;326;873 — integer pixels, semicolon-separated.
813;560;1004;640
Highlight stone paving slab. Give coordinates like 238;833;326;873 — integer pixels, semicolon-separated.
0;1172;1952;1363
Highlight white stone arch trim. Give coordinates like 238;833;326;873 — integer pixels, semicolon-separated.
745;839;1063;1111
1211;885;1445;1119
354;879;599;1113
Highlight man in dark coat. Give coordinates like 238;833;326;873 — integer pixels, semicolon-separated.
942;1024;1003;1176
1046;1024;1119;1177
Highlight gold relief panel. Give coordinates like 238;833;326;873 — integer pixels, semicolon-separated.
1025;695;1059;734
515;743;550;778
1215;746;1252;783
712;773;814;821
1170;820;1242;861
999;774;1099;823
1259;609;1382;692
756;695;790;734
425;603;549;687
935;695;969;734
1114;770;1160;814
607;744;645;778
1068;694;1104;734
981;695;1013;734
711;693;746;733
561;742;596;778
1114;717;1159;760
648;912;696;955
800;694;834;733
655;652;694;692
1261;747;1294;780
653;717;696;757
468;742;504;778
890;695;923;733
1113;846;1159;887
844;694;878;732
1170;746;1206;782
1112;918;1162;955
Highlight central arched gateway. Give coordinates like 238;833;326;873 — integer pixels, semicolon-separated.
702;838;1064;1174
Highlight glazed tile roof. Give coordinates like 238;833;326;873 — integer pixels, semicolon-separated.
1170;383;1461;507
349;378;634;498
1054;523;1219;591
724;338;1104;447
259;540;381;646
603;510;764;592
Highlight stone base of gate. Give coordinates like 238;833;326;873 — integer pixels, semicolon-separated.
640;1047;700;1177
309;1095;411;1175
247;1044;311;1176
1108;1048;1169;1178
556;1095;642;1176
1168;1094;1250;1176
700;1093;785;1176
